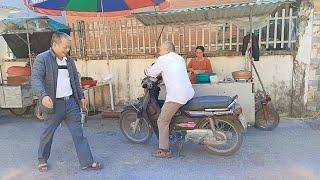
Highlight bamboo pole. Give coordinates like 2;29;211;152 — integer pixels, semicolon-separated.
119;20;123;54
229;21;232;50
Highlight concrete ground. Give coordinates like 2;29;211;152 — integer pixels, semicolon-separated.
0;110;319;180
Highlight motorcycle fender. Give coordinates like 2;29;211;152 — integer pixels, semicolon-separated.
122;103;143;117
122;104;139;112
232;103;247;131
238;113;248;131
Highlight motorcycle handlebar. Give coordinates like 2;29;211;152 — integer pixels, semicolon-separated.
232;95;238;101
141;76;161;89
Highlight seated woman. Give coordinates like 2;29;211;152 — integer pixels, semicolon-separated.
187;46;213;83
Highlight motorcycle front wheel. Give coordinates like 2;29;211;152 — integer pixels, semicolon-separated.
199;116;243;156
120;109;153;143
255;103;280;131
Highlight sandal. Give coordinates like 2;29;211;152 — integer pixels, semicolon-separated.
152;149;172;158
82;162;103;170
38;163;48;172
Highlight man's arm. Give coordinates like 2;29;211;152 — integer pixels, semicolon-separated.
187;59;194;72
31;55;48;100
148;58;162;78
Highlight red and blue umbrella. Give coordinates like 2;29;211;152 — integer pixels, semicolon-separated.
25;0;169;16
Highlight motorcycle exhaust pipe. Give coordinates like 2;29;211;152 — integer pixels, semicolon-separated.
184;129;227;146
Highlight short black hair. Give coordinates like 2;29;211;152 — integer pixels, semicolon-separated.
196;45;205;52
51;31;71;46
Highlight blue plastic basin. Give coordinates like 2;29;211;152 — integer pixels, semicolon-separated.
196;73;216;83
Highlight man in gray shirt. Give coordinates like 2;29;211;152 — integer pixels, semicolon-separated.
31;32;103;172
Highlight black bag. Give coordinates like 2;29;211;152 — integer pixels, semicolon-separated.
242;33;260;61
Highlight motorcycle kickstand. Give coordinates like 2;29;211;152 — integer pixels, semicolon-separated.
209;118;217;133
170;133;185;158
176;140;185;158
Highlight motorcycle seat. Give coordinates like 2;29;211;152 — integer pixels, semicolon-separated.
181;96;233;111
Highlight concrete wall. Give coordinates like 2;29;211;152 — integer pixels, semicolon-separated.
295;2;314;113
307;2;320;111
1;55;294;113
74;55;294;113
209;55;294;113
74;59;155;105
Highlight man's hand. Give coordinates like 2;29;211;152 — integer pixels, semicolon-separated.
81;99;87;111
42;96;53;109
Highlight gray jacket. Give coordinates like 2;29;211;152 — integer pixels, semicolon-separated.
31;49;84;114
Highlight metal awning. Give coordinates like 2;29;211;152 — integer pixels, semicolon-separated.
0;5;20;19
0;16;70;34
133;0;295;26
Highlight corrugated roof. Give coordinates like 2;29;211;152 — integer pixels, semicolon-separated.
133;0;295;26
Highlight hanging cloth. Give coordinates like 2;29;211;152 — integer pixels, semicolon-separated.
242;33;260;61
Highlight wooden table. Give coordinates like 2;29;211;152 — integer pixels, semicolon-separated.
83;82;114;113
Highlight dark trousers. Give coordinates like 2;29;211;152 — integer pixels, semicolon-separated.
38;97;93;167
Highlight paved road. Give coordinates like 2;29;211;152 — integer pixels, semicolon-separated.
0;111;319;180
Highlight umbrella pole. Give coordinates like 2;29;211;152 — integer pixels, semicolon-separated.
0;65;3;85
248;10;267;95
100;0;110;74
249;9;253;72
100;0;114;111
156;25;165;46
27;32;32;70
26;19;32;70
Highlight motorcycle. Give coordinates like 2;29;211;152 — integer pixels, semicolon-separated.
254;90;280;131
120;75;246;156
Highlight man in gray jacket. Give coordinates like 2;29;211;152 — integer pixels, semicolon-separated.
32;32;102;172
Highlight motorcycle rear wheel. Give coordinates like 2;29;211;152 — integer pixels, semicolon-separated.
120;109;153;144
199;116;243;156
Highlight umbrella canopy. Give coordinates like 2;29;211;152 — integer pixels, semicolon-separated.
26;0;169;16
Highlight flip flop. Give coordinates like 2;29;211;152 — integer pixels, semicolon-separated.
38;163;48;172
82;162;103;170
152;149;172;158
